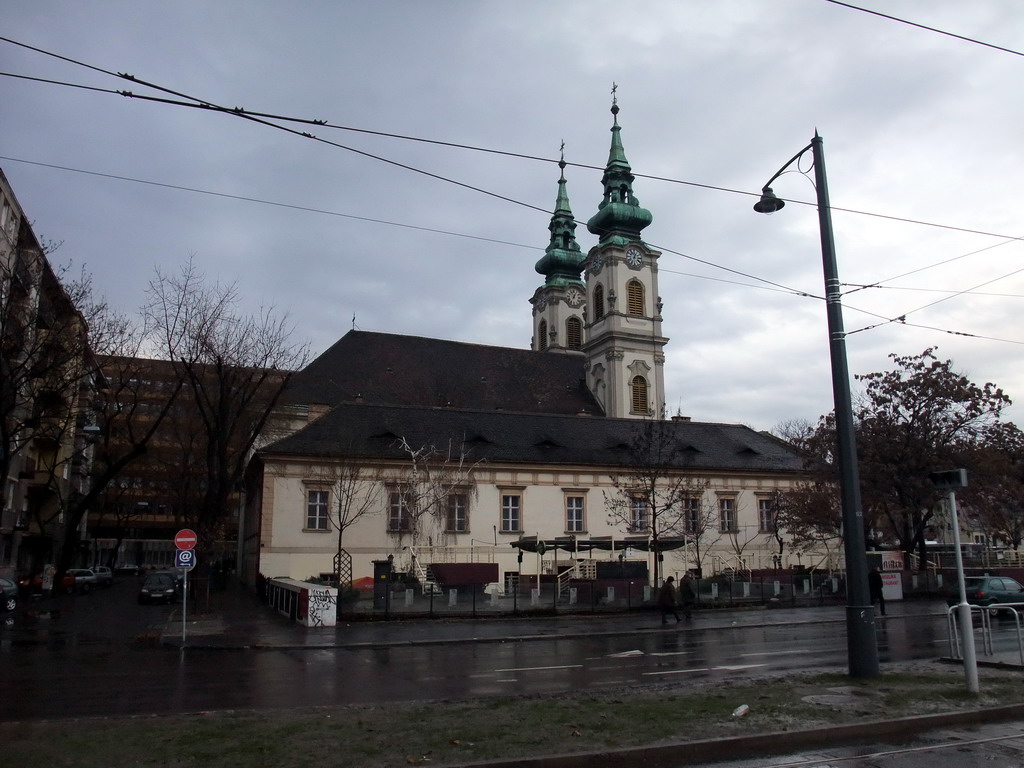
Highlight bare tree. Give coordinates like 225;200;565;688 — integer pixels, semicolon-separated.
606;418;706;585
679;490;721;578
145;256;308;554
389;436;478;554
307;457;382;588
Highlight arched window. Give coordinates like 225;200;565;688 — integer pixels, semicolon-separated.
593;284;605;320
566;317;582;349
627;280;644;317
631;375;649;413
537;320;548;351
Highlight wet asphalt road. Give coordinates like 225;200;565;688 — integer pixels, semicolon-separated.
0;580;957;722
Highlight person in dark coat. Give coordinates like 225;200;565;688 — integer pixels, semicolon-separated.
679;573;696;619
868;567;886;616
657;576;680;624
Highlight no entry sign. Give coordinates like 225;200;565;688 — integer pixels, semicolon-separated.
174;529;198;550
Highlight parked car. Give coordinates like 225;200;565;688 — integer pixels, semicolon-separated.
90;566;113;587
18;571;76;595
67;569;98;593
0;577;17;612
115;564;141;576
138;572;178;604
945;576;1024;608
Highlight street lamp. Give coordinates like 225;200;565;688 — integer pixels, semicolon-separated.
754;132;879;678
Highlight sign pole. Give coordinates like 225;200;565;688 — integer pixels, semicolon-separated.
182;569;188;647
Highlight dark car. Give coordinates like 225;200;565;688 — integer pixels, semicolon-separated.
138;572;178;604
945;576;1024;608
0;577;17;612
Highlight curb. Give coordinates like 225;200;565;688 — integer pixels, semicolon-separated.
162;612;905;650
454;703;1024;768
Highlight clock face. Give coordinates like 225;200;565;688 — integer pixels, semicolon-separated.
625;248;643;267
590;253;604;273
566;288;584;307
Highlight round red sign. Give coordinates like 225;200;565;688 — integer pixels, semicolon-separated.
174;528;198;550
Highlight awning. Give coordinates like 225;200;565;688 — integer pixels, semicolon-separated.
510;535;689;554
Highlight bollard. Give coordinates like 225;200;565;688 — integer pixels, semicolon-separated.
569;587;578;605
773;580;781;596
743;582;750;598
405;588;414;607
711;583;719;600
530;588;540;606
607;586;615;604
448;588;457;607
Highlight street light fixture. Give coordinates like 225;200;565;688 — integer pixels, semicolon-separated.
754;132;880;678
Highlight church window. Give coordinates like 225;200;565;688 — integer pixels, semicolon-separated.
500;493;522;533
758;497;775;533
306;490;329;531
447;492;468;533
388;491;411;532
593;284;605;320
683;497;701;534
565;494;585;533
627;280;644;316
631;375;649;413
537;320;548;351
719;497;738;533
566;317;582;349
630;497;648;532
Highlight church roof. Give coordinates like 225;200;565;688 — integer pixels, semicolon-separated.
261;401;804;474
280;330;603;416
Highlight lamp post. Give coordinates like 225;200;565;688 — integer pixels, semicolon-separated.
754;132;879;678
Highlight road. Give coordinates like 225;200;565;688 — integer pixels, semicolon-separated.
0;579;957;721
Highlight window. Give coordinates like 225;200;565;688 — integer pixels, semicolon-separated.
501;493;522;533
537;320;548;351
630;497;648;532
593;284;605;320
627;280;644;316
565;495;585;533
388;491;411;532
306;490;329;531
566;317;582;349
758;498;775;533
631;376;649;413
683;497;701;534
447;492;468;533
719;497;737;533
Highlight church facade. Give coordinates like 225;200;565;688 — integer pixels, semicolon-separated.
242;103;815;590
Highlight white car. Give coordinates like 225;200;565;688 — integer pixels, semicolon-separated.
67;569;98;593
90;566;113;587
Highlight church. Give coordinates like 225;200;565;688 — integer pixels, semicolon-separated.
241;101;809;591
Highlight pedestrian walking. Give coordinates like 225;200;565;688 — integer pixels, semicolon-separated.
868;567;886;616
657;576;680;624
679;573;696;619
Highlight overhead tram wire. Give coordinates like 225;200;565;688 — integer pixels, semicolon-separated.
6;71;1024;306
824;0;1024;59
3;37;1023;345
3;41;1024;248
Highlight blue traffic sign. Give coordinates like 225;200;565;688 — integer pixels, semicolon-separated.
175;549;197;571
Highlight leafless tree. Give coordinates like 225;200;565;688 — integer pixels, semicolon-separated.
388;436;479;558
306;457;382;587
606;418;708;585
144;256;308;553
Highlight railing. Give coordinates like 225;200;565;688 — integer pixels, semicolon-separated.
407;544;497;564
946;602;1024;666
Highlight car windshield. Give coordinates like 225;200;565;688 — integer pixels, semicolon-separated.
145;575;174;586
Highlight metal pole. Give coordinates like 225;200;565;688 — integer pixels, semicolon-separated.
182;570;188;647
948;489;980;693
812;134;879;678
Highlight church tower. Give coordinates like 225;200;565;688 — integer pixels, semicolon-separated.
530;149;587;354
582;96;668;419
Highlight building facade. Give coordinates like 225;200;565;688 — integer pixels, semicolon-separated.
244;103;815;589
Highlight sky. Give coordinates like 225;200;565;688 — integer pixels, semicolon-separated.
2;1;1023;433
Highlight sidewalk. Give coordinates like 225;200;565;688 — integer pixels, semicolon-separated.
164;581;951;651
